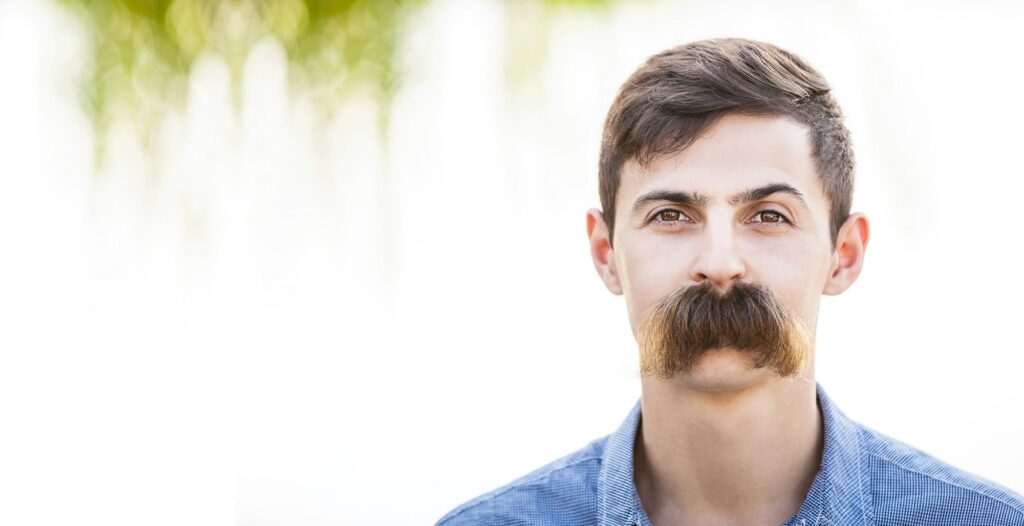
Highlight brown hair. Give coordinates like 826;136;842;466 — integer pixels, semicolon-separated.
599;38;854;247
637;280;810;379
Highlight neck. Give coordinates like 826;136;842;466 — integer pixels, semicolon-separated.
634;376;823;526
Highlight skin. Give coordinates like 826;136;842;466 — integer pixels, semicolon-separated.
586;113;870;526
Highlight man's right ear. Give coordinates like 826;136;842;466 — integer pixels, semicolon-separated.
587;208;623;296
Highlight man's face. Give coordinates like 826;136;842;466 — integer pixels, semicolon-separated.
588;113;857;391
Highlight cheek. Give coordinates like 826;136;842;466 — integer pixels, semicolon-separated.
616;240;689;335
747;240;830;317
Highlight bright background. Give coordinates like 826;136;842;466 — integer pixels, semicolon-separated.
1;0;1022;524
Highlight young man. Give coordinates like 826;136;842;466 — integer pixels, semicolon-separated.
437;38;1024;526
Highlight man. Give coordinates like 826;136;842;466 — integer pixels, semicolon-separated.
437;38;1024;525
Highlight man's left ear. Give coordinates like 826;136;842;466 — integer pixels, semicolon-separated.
823;212;870;296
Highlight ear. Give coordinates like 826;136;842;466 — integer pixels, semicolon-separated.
823;212;870;296
587;208;623;296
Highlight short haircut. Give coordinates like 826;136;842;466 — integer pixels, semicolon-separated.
598;38;854;247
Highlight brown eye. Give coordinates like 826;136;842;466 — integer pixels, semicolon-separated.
753;210;788;224
657;210;683;222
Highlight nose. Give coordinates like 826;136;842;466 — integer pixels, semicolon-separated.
689;221;746;290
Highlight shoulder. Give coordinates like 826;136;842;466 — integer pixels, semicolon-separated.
857;424;1024;525
435;436;608;526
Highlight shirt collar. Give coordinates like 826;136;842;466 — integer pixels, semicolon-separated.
596;382;873;526
596;396;643;526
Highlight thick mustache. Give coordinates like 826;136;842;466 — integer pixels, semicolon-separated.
637;280;808;379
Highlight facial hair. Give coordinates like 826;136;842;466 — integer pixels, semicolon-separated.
636;280;810;380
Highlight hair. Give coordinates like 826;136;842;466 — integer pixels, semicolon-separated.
598;38;854;247
637;280;810;380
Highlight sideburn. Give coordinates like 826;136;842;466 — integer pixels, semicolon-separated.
637;280;809;380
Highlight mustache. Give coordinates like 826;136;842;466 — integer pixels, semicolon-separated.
637;280;809;379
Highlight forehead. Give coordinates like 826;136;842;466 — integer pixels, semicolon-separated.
615;114;828;218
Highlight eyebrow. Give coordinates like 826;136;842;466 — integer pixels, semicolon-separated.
727;183;810;210
630;190;710;217
630;183;810;218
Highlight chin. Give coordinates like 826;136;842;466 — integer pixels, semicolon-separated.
671;348;776;393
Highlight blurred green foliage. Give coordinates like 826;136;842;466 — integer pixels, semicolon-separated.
56;0;616;157
58;0;424;154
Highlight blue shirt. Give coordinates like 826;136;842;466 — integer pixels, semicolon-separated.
437;383;1024;525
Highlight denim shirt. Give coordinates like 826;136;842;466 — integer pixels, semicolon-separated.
437;383;1024;525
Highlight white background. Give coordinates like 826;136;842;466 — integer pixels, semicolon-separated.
1;0;1022;524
